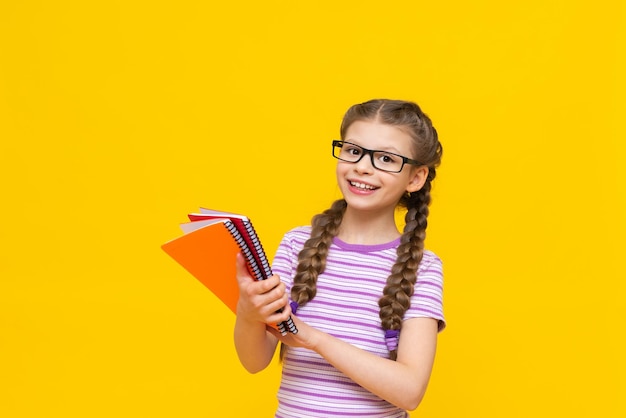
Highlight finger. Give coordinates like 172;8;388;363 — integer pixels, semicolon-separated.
252;283;287;313
264;293;289;318
235;253;253;285
256;274;284;295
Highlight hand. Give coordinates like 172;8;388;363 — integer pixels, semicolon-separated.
267;314;321;351
234;253;290;326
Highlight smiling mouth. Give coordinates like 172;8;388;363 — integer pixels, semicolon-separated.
349;181;378;191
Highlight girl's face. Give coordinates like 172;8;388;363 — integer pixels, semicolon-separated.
336;120;428;216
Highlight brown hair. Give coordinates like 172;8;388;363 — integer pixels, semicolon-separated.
290;99;442;360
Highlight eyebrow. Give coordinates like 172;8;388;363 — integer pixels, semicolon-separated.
344;140;405;155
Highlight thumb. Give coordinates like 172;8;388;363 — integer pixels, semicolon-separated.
234;252;253;285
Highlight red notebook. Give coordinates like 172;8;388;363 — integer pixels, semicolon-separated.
186;209;273;281
162;209;297;335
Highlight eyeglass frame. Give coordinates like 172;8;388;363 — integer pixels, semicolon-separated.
332;140;423;173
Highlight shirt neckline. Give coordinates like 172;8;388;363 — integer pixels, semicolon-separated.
332;236;401;253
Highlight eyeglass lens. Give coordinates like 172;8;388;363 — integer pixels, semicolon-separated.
333;142;405;172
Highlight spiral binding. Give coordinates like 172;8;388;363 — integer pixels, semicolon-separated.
243;222;298;335
242;222;272;278
224;221;264;279
284;317;298;334
224;224;290;335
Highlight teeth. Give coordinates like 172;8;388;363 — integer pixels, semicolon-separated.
350;181;375;190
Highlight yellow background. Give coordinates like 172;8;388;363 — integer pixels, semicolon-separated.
1;1;624;416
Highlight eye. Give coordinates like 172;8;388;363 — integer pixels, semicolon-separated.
345;145;362;156
378;153;398;165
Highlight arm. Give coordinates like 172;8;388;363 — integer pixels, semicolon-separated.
273;315;438;410
233;253;291;373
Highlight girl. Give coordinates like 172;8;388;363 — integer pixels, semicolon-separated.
234;99;445;418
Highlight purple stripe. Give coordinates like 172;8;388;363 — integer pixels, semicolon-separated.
297;294;442;322
417;268;443;276
331;257;396;269
315;281;442;306
325;269;392;282
295;316;383;343
319;276;389;291
306;298;380;315
322;270;390;283
273;254;293;264
282;370;360;388
279;400;363;416
280;386;372;403
279;386;388;405
416;279;443;290
315;284;381;299
278;400;400;417
298;312;374;327
416;293;443;304
282;356;338;369
299;303;441;325
283;357;333;370
411;306;444;318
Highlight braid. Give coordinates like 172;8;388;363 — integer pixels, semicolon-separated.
378;177;433;360
290;199;347;305
280;199;346;361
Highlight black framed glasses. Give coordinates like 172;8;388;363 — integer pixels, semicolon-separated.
332;140;422;173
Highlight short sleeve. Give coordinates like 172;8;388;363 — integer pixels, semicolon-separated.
405;251;446;332
271;227;310;293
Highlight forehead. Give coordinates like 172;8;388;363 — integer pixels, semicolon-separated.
344;120;414;154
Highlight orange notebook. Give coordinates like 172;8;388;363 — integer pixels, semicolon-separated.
161;209;298;335
162;219;241;313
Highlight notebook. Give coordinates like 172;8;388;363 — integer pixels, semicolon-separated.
162;209;297;335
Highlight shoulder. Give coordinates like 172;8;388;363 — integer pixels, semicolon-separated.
419;250;443;272
276;226;311;255
273;226;311;279
415;250;444;293
280;225;311;246
283;225;312;239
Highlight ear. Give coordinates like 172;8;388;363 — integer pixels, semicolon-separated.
406;166;429;193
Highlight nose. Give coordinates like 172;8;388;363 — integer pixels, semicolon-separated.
353;150;375;173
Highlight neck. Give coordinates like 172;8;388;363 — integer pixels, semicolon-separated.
337;207;401;245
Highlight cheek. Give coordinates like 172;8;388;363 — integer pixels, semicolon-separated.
335;162;346;179
335;163;352;191
388;173;415;193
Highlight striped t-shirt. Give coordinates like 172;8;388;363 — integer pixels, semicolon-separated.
271;226;445;418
